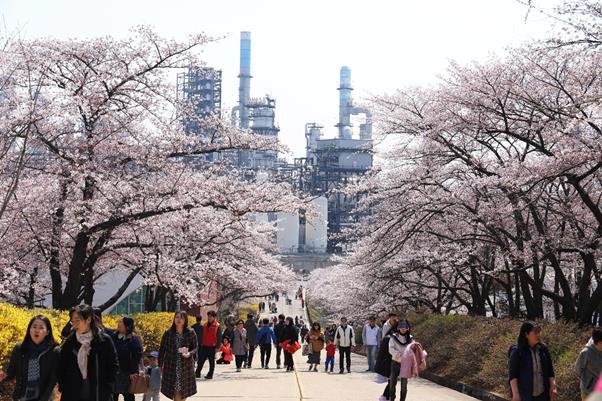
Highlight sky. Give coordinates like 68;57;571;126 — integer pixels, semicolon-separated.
1;0;564;159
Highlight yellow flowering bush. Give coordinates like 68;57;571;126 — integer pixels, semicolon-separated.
0;303;197;365
237;303;259;320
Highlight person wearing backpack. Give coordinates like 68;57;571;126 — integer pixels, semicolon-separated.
576;327;602;400
508;321;557;401
334;317;355;374
255;318;277;369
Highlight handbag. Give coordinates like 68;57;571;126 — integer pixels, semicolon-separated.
128;359;150;394
302;343;310;356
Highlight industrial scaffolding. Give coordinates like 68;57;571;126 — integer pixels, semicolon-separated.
177;67;223;122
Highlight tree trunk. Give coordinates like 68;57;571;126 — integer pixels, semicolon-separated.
26;265;39;308
50;181;68;309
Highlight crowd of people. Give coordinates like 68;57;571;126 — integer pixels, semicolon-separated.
2;298;602;401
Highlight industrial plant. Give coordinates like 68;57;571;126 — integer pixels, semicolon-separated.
178;31;374;264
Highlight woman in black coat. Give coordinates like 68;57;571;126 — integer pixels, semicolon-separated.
111;317;143;401
281;317;299;372
0;315;60;401
375;321;398;400
58;304;118;401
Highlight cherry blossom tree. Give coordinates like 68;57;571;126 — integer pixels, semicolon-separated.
0;27;302;310
309;0;602;325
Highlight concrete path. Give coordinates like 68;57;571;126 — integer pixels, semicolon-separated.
148;289;479;401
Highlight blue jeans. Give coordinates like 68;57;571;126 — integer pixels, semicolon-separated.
366;345;378;371
325;356;335;370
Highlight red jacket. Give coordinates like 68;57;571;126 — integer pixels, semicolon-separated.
218;344;233;362
202;321;220;347
326;343;336;357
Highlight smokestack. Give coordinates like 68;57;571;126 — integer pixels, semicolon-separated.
239;32;251;129
337;66;353;139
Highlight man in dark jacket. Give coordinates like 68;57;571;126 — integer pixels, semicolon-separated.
244;313;258;368
274;314;286;369
195;311;222;379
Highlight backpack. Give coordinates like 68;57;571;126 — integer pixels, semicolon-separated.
258;328;269;344
508;344;517;358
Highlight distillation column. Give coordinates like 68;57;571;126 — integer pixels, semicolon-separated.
238;32;251;129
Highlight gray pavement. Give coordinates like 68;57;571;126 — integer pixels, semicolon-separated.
147;291;479;401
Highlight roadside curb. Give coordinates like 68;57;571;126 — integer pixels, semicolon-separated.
420;371;508;401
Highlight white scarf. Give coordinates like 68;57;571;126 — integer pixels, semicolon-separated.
76;331;94;380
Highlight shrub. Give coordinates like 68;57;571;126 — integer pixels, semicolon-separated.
237;303;259;320
0;303;197;365
408;311;588;401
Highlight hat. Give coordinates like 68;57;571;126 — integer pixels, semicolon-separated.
148;351;159;358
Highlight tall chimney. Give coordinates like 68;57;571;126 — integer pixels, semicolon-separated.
238;32;251;129
337;66;353;139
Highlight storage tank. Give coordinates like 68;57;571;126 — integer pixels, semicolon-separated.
276;212;300;253
305;196;328;252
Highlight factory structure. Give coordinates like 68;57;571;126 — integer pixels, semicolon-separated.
76;31;373;315
177;31;373;260
37;31;372;316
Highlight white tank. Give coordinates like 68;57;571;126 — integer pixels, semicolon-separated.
276;212;300;253
305;196;328;252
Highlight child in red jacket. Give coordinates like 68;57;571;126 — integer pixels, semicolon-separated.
325;339;336;373
216;338;233;364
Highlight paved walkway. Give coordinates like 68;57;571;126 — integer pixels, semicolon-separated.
150;290;479;401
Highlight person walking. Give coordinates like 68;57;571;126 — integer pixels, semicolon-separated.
363;316;382;372
576;327;602;400
60;307;77;341
324;339;336;373
323;324;334;343
190;316;203;376
299;321;309;343
334;317;355;374
281;317;299;372
274;314;286;369
57;304;118;401
307;322;325;372
244;313;258;368
158;311;198;401
509;321;557;401
382;313;397;336
195;311;222;379
222;315;235;343
232;320;248;372
142;352;161;401
388;320;425;401
376;316;399;401
111;317;143;401
0;315;60;401
256;318;278;369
